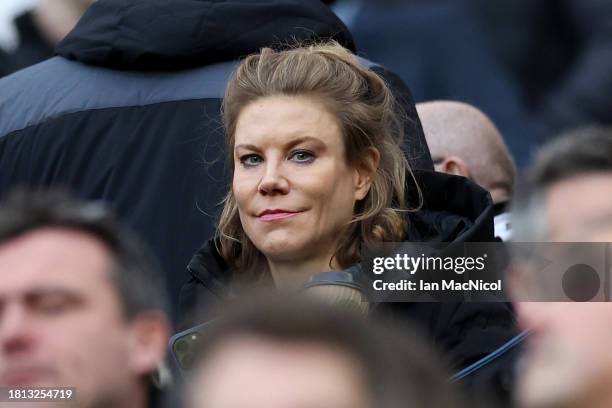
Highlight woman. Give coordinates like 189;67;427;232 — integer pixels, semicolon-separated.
216;42;416;290
179;42;519;393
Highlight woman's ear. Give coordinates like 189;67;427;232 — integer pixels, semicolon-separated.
354;147;380;201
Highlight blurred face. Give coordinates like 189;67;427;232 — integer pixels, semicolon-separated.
516;173;612;408
188;336;370;408
516;302;612;408
545;173;612;242
232;95;371;268
0;228;144;407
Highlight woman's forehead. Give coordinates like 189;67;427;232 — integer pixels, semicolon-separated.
234;96;343;148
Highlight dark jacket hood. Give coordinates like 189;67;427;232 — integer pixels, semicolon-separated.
56;0;355;70
185;170;495;298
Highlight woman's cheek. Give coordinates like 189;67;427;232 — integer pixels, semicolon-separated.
298;164;339;198
232;179;253;208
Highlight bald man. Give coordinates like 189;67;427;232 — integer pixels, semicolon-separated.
417;100;516;240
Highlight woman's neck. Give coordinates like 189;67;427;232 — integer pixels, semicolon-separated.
268;253;339;291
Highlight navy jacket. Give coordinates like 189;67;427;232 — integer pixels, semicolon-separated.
0;0;430;319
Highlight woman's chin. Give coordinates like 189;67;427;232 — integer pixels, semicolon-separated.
261;245;304;261
257;238;310;263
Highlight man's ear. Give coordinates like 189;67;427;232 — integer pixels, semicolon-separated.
127;311;171;376
354;147;380;201
438;156;471;178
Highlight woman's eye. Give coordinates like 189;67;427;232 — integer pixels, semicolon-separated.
289;150;315;164
240;154;263;167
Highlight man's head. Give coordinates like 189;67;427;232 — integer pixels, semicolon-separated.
514;126;612;242
186;295;464;408
511;127;612;408
417;100;516;205
0;190;170;408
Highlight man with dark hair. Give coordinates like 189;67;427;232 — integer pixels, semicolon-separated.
0;189;172;408
185;295;467;408
511;127;612;408
513;126;612;242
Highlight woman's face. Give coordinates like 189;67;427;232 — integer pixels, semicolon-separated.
232;95;372;266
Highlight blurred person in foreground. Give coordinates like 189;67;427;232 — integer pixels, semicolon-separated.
185;295;467;408
0;190;173;408
1;0;95;77
416;100;516;240
510;127;612;408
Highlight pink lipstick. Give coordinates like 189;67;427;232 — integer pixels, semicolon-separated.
258;209;301;221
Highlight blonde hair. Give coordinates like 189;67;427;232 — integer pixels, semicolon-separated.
218;41;419;281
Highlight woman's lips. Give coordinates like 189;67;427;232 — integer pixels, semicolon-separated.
258;211;301;221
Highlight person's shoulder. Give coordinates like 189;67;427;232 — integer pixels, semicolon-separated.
0;57;236;138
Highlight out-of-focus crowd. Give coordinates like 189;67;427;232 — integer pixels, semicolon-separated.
0;1;611;408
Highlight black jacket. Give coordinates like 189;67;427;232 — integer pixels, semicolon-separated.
180;170;518;369
0;0;430;320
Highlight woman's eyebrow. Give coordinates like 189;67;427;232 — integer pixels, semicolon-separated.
285;136;325;149
234;143;260;151
235;136;325;152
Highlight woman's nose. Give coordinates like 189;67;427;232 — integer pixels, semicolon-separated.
258;162;290;195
